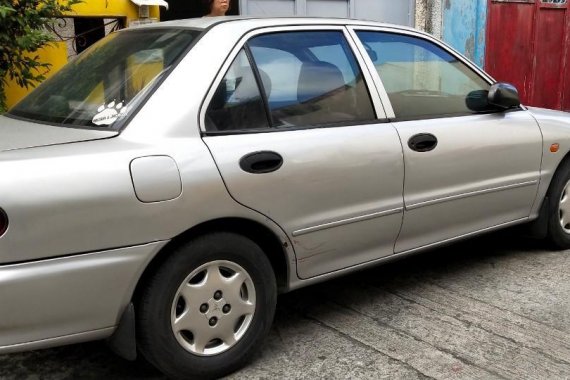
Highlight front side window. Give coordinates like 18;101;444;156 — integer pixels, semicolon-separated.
356;31;492;120
9;28;200;129
248;31;376;127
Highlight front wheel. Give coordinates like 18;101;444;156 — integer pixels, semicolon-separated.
546;161;570;249
137;232;277;379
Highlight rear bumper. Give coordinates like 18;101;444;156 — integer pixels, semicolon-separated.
0;241;167;354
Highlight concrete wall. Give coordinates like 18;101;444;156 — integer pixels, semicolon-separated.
415;0;487;67
415;0;443;38
442;0;487;67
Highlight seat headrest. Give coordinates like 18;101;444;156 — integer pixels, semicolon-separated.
297;61;344;103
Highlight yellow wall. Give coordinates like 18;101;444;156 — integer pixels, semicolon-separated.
5;0;160;108
70;0;159;21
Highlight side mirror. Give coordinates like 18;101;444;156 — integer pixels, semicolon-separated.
488;82;521;110
465;89;490;112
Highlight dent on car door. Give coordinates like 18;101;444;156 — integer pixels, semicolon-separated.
352;29;543;253
201;28;405;279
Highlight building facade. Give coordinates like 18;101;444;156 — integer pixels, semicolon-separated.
418;0;569;111
7;0;569;111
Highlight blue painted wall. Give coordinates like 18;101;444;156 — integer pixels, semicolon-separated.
442;0;487;68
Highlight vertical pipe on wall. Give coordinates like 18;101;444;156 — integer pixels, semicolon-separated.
295;0;307;16
409;0;417;27
474;0;487;67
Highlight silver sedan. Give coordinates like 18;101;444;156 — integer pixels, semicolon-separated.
1;16;570;379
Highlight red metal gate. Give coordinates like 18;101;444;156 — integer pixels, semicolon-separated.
485;0;570;111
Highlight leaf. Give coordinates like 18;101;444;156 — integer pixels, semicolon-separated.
0;6;16;19
0;0;74;94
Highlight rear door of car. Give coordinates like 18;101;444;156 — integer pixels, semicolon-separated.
201;26;404;279
348;26;543;253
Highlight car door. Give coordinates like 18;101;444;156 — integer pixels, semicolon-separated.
350;27;543;253
201;27;404;279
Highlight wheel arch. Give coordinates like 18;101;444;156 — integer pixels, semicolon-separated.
527;149;570;238
550;150;570;187
538;149;570;207
132;217;291;306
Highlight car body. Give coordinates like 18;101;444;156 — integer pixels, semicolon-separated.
2;16;570;378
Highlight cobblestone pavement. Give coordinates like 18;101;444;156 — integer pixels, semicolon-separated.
1;231;570;379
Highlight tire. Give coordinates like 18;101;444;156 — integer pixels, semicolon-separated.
137;232;277;379
546;160;570;249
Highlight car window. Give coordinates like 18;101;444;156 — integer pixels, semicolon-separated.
205;49;270;131
9;29;200;129
247;46;302;109
248;31;375;127
356;31;492;120
308;44;356;84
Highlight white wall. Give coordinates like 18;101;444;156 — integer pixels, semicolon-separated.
240;0;416;26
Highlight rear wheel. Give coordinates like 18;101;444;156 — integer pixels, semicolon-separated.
137;232;277;379
546;161;570;248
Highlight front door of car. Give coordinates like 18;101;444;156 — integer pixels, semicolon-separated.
351;28;543;253
201;28;404;279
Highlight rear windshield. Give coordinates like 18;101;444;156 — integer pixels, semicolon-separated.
8;28;201;129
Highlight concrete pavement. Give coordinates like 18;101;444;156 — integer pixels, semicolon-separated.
1;231;569;379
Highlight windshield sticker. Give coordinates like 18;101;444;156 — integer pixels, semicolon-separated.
92;101;126;126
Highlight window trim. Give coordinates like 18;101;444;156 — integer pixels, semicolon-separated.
382;107;524;123
347;25;524;122
244;44;273;128
199;25;386;135
202;118;392;136
345;27;395;118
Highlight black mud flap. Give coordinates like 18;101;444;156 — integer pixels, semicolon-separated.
107;303;137;361
523;197;549;239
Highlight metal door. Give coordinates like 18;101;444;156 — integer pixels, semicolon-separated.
393;113;543;253
201;27;405;279
349;27;543;253
485;0;570;111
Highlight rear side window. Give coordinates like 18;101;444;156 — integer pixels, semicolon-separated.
9;29;200;129
356;31;492;120
205;50;270;131
248;31;375;127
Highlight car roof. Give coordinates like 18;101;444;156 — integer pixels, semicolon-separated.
135;15;419;34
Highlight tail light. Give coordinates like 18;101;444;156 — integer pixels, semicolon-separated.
0;208;8;237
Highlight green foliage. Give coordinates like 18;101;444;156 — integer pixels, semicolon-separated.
0;0;80;110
